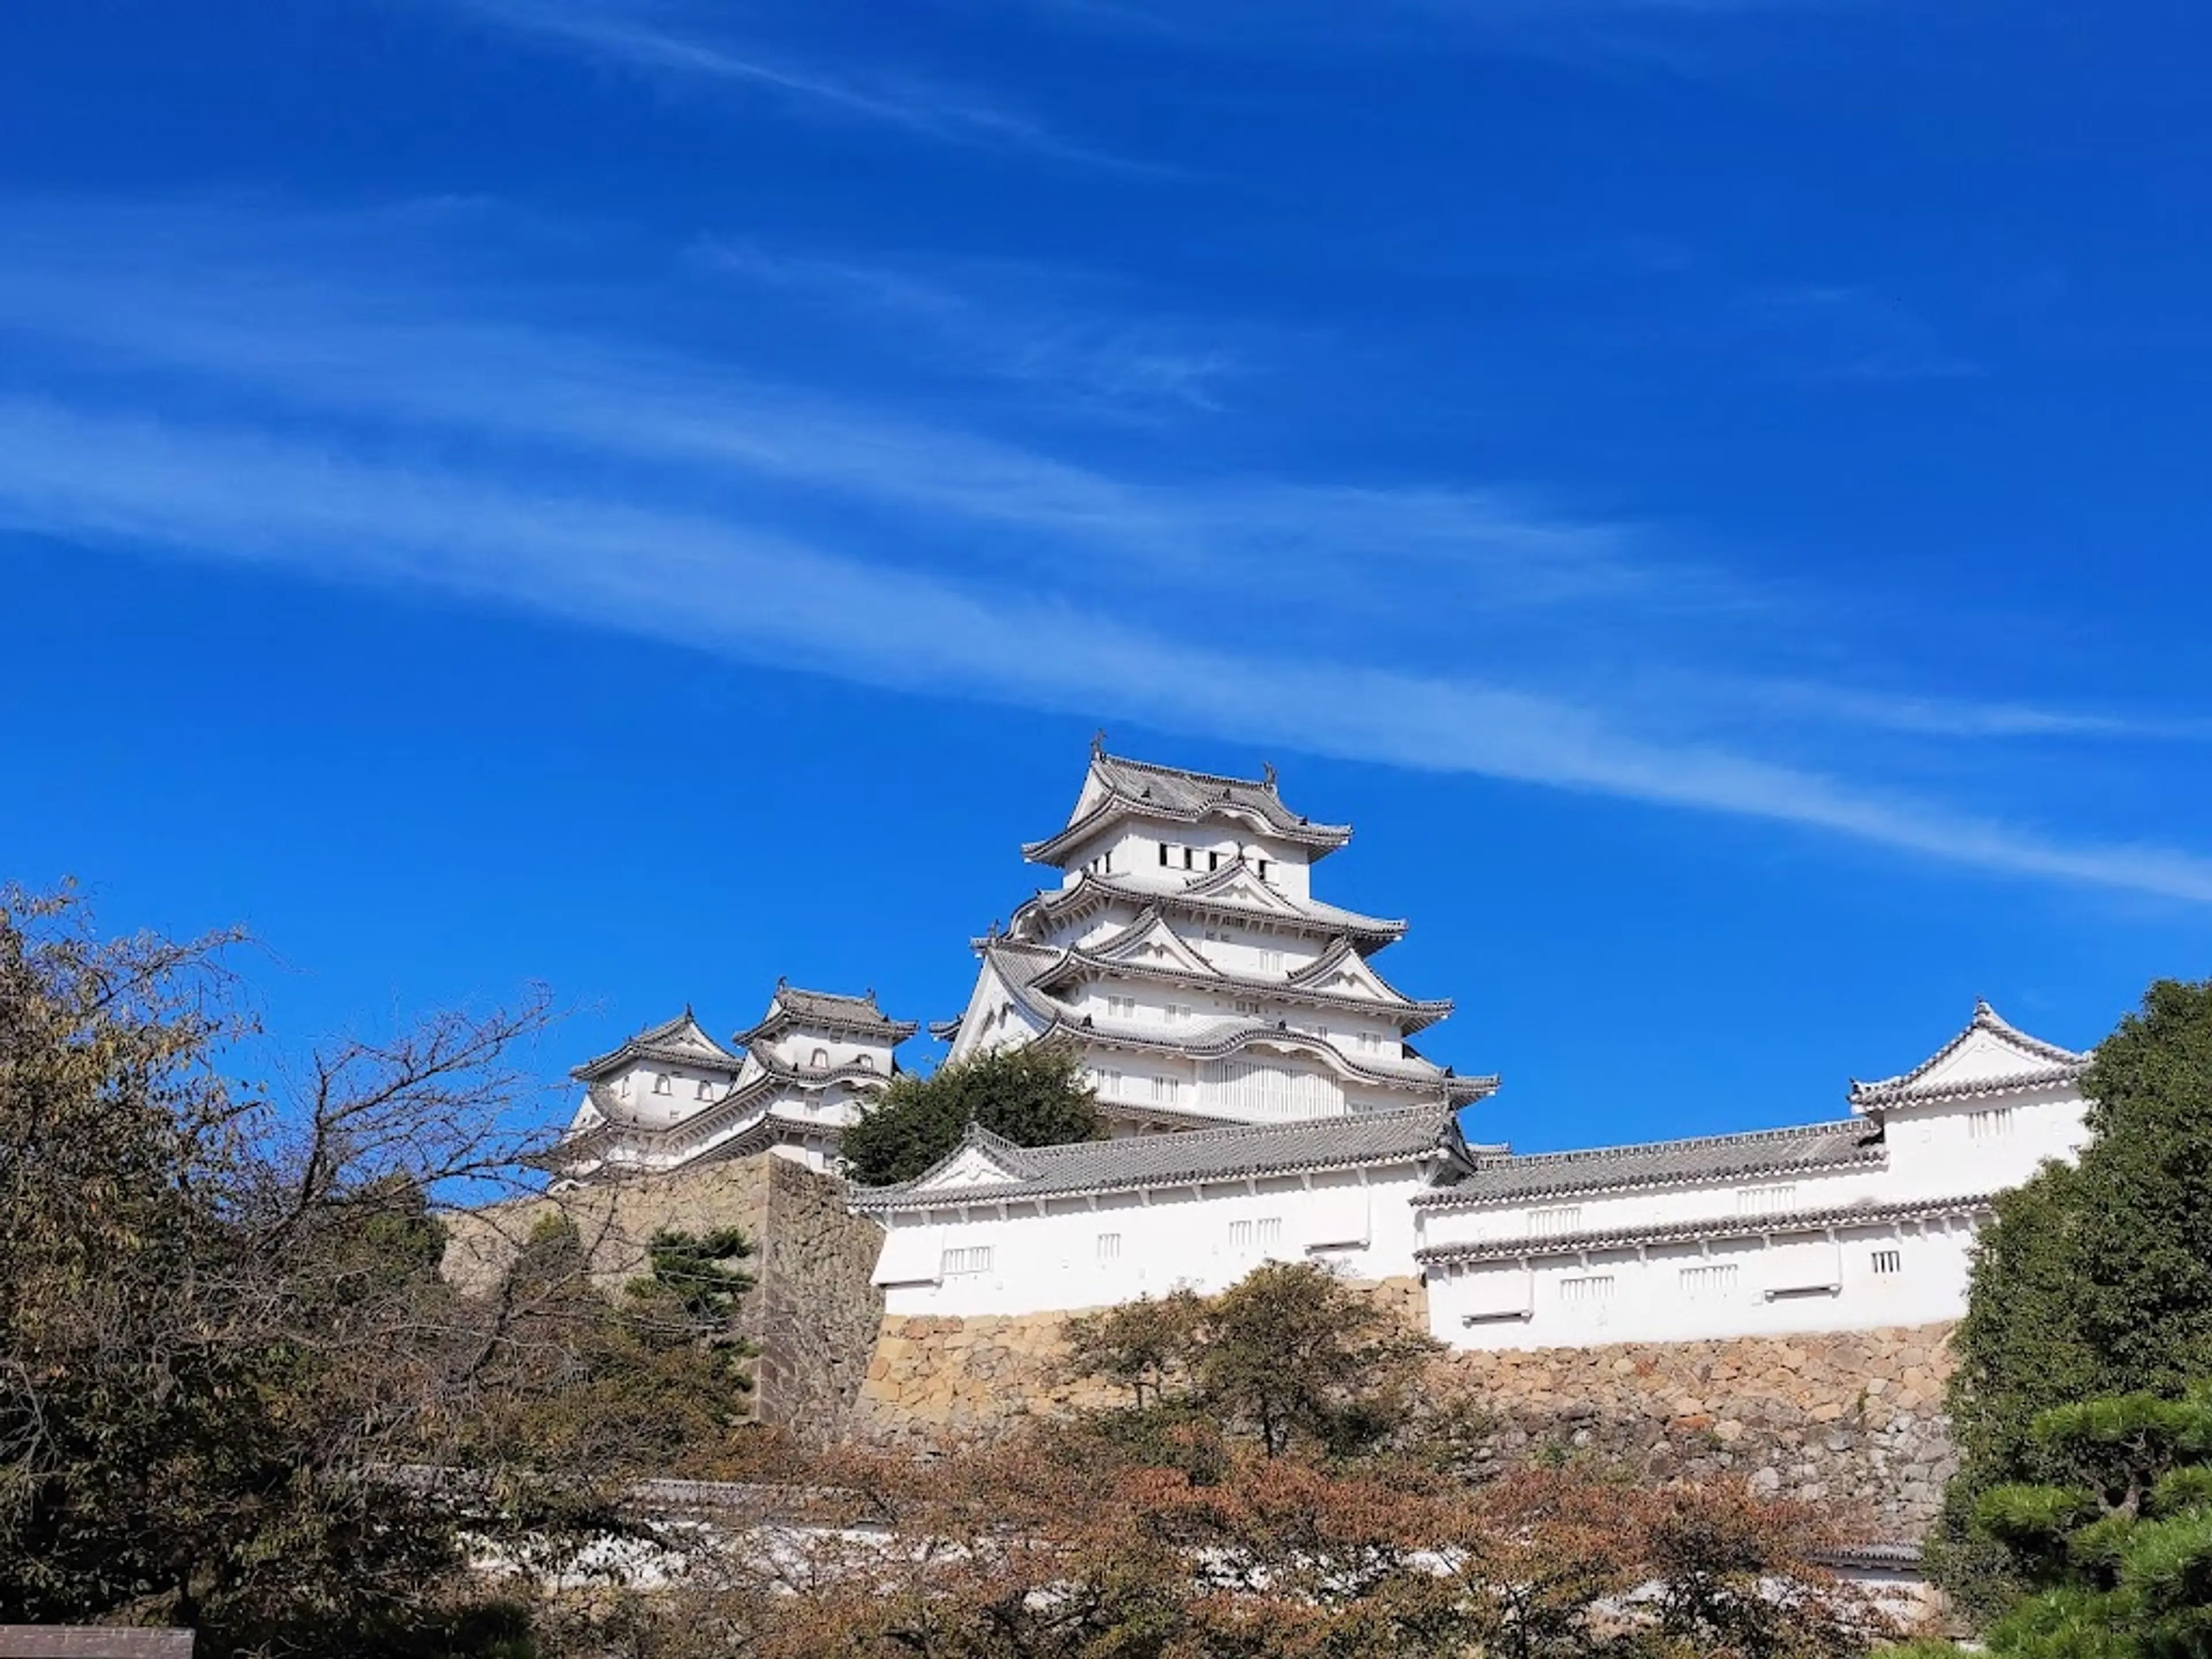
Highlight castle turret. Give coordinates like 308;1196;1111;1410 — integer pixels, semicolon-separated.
937;747;1495;1135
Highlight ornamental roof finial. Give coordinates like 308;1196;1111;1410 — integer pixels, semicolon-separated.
1090;728;1107;759
1262;760;1278;788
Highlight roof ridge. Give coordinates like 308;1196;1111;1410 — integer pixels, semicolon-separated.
1849;999;2088;1100
1098;749;1282;796
1474;1118;1869;1171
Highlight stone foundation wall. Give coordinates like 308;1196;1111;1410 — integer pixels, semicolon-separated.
855;1278;1956;1541
1440;1324;1958;1540
858;1277;1430;1448
441;1154;884;1442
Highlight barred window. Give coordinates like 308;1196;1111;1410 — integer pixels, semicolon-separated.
1737;1184;1798;1216
1871;1248;1903;1275
942;1245;993;1277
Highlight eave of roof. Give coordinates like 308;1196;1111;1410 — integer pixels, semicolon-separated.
555;1050;889;1155
961;941;1495;1105
1037;938;1455;1031
1414;1191;1997;1266
1013;872;1407;948
547;1104;845;1180
849;1102;1461;1210
1412;1119;1883;1209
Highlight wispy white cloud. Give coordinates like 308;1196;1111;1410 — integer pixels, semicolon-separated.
0;201;1655;623
1733;286;1980;384
1021;0;1853;74
1740;681;2212;743
0;195;2203;905
445;0;1147;168
700;243;1246;414
2;395;2207;903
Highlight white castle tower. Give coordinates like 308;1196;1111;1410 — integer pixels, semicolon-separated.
934;741;1495;1134
551;983;916;1180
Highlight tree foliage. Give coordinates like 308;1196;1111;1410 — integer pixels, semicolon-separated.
839;1042;1102;1187
538;1445;1891;1659
0;884;762;1655
1900;1388;2212;1658
1063;1260;1442;1460
1940;979;2212;1613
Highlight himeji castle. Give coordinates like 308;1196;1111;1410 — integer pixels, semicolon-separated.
552;983;917;1180
933;740;1497;1134
547;741;2103;1355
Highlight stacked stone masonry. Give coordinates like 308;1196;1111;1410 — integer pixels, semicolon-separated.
441;1154;884;1443
857;1278;1956;1542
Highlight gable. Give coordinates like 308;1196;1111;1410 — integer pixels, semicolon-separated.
1289;940;1413;1006
1089;911;1216;976
912;1144;1030;1192
1851;1001;2088;1110
1915;1026;2067;1091
1194;868;1299;914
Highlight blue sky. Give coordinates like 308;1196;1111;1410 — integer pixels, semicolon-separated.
3;0;2209;1150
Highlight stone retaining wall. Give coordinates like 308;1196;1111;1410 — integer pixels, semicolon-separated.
855;1278;1956;1540
1441;1323;1958;1539
441;1154;884;1442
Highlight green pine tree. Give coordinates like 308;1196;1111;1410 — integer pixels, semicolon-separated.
1938;979;2212;1618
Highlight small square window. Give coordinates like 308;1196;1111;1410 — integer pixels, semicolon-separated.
1872;1248;1903;1275
695;1078;714;1100
1097;1233;1122;1262
652;1073;672;1096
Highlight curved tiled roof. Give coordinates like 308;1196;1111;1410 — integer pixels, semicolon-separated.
1411;1119;1883;1209
555;1041;891;1158
1415;1191;1994;1266
571;1010;744;1084
552;1104;847;1180
1032;926;1455;1032
1023;750;1354;866
849;1101;1468;1209
733;982;919;1047
1012;870;1407;949
975;941;1495;1105
1848;1000;2088;1109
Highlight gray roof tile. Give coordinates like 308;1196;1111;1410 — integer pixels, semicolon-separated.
1023;749;1353;865
1414;1119;1884;1209
850;1103;1467;1207
733;982;919;1046
1416;1191;1994;1265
